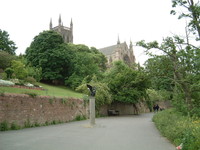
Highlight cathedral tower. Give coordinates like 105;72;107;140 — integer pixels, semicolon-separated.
49;15;73;43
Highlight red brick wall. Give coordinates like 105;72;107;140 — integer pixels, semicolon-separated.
0;94;88;127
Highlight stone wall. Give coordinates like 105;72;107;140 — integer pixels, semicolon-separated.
0;94;88;127
99;102;150;116
99;101;172;116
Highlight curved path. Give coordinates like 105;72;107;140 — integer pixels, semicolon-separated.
0;113;175;150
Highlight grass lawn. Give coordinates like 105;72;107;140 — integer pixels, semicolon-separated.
0;83;83;98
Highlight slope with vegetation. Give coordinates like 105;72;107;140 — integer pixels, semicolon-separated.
0;82;83;98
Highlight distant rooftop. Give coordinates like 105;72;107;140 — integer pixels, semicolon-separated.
99;42;126;56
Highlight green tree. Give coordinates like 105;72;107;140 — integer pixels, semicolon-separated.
137;36;200;116
139;0;200;116
0;51;16;70
16;54;42;82
4;67;14;79
104;61;149;104
0;29;17;55
11;60;28;79
26;31;74;83
171;0;200;40
65;44;107;89
145;55;174;91
26;66;42;82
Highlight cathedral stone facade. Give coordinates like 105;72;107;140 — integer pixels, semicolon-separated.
49;15;73;43
99;37;136;66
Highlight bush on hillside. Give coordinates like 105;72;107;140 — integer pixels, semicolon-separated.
24;77;36;84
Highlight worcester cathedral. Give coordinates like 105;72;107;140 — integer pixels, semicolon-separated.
49;15;136;66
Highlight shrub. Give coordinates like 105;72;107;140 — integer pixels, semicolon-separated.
24;119;31;128
49;98;54;104
45;121;49;126
0;51;16;70
52;120;58;125
75;115;86;121
11;60;28;80
0;121;9;131
61;98;68;104
0;90;5;96
34;122;40;127
24;92;37;98
11;122;20;130
15;82;24;86
83;95;89;107
24;76;36;84
5;67;14;79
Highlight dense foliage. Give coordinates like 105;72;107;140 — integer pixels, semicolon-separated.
145;56;174;91
0;51;16;70
26;31;107;87
136;0;200;116
26;31;71;83
153;109;200;150
65;45;107;89
76;76;112;112
11;60;28;80
171;0;200;40
138;36;200;116
0;29;17;55
104;61;149;104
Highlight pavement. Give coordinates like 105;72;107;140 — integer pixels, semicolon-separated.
0;113;175;150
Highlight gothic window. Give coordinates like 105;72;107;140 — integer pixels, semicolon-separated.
123;54;130;65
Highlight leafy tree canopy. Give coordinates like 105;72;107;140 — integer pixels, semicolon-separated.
0;29;17;55
104;61;149;104
11;60;28;80
171;0;200;40
25;31;107;86
145;55;174;91
26;31;73;83
0;51;16;70
137;36;200;116
65;44;107;89
26;30;64;67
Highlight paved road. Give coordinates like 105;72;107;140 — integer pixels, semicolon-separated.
0;113;175;150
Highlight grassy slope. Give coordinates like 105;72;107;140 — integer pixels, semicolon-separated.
0;83;83;98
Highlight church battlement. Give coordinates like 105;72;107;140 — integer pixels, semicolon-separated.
49;15;73;43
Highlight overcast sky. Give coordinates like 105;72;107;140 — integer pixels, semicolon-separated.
1;0;186;65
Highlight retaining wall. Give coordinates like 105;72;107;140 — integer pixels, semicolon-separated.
0;94;88;127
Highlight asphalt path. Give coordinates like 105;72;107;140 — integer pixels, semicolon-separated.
0;113;175;150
